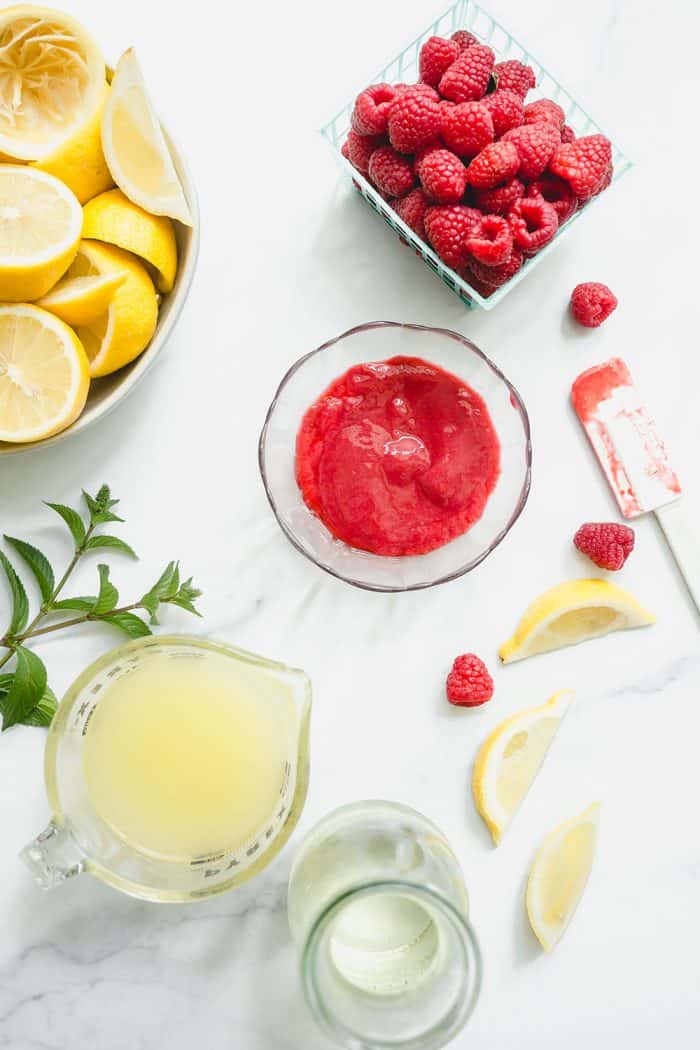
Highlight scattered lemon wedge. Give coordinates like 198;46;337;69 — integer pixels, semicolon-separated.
82;188;178;293
37;271;126;327
472;690;573;844
0;5;105;161
34;82;114;204
101;48;193;226
526;802;600;951
66;240;158;378
0;303;90;443
0;165;82;300
499;579;654;664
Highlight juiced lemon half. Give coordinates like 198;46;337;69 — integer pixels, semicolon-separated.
34;82;114;204
499;579;654;664
526;802;600;951
37;271;126;327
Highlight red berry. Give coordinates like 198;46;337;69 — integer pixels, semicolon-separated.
419;148;468;203
466;140;519;188
441;100;493;158
439;44;495;103
474;177;524;216
508;196;558;255
523;98;565;129
574;521;634;570
492;59;536;99
388;85;442;154
394;187;430;239
368;146;415;197
446;653;494;707
344;130;383;174
526;174;577;223
483;88;524;137
550;134;613;202
413;139;446;177
419;36;461;86
560;124;576;143
467;247;524;289
341;141;351;161
424;204;481;270
570;282;618;327
352;83;398;136
465;213;513;266
451;29;479;50
502;122;559;179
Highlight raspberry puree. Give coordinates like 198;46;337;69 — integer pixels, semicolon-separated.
295;356;500;556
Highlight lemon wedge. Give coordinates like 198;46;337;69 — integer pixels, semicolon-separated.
101;48;193;226
0;165;82;300
0;5;105;161
34;82;114;204
82;189;177;293
526;802;600;951
472;690;573;844
37;271;126;327
0;303;90;443
499;579;654;664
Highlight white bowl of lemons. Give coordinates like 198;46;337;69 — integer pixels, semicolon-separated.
0;5;198;455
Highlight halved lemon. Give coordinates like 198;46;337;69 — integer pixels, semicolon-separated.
526;802;600;951
0;303;90;443
34;82;114;204
82;188;177;293
0;165;82;300
499;579;655;664
101;48;193;226
473;690;574;845
37;271;126;327
0;5;105;161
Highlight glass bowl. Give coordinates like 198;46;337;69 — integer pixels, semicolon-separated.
259;322;531;592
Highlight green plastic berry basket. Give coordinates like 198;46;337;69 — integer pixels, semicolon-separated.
321;0;632;310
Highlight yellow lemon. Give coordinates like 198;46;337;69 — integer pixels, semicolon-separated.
34;82;114;204
499;579;655;664
82;188;177;293
526;802;601;951
0;303;90;443
0;165;82;300
37;271;126;327
101;48;193;226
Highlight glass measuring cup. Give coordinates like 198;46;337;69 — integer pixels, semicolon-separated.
21;635;311;902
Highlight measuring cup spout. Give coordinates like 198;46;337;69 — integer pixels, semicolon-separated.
20;819;85;890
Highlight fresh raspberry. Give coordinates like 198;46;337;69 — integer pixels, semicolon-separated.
419;36;461;86
474;177;524;216
526;174;576;223
523;98;565;128
394;187;430;239
441;100;493;158
352;83;398;136
439;44;495;103
560;124;576;143
492;59;536;99
550;134;613;202
467;247;524;288
574;522;634;570
502;122;559;179
344;130;383;174
465;213;513;266
508;196;558;255
451;29;479;50
413;140;445;177
388;85;442;154
419;148;468;203
424;204;481;270
368;146;415;197
464;272;495;298
446;653;494;707
466;140;519;188
596;161;613;195
341;140;350;161
570;282;618;327
483;89;524;136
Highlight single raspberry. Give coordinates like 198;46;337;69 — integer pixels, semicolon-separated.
451;29;479;50
502;122;559;179
466;140;519;188
523;98;565;128
574;522;634;570
419;36;461;86
341;140;350;161
413;139;446;177
394;188;430;239
596;161;613;195
388;85;442;154
368;146;415;197
508;197;558;255
465;213;513;266
464;271;495;298
446;653;494;707
483;88;524;137
560;124;576;143
439;44;495;103
570;282;618;327
492;60;536;99
424;204;481;270
474;177;524;216
441;100;493;158
419;148;468;203
352;83;398;136
344;130;383;174
550;134;613;202
526;174;576;223
467;247;524;288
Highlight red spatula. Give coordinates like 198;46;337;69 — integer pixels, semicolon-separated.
572;357;699;612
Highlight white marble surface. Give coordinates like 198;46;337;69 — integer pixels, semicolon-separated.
1;0;699;1046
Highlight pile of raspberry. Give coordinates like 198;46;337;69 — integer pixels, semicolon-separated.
342;31;613;297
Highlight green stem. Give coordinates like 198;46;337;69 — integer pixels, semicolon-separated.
14;601;143;642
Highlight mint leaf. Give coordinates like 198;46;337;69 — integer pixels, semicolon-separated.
141;561;180;623
92;564;118;615
0;673;12;697
0;551;29;636
83;486;123;526
4;536;55;604
45;502;86;548
52;596;97;612
103;611;152;638
84;535;137;558
22;684;57;727
1;646;47;731
169;577;203;616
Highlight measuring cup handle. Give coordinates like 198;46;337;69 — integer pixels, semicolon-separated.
20;819;85;890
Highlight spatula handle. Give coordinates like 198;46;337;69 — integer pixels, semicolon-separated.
655;501;700;615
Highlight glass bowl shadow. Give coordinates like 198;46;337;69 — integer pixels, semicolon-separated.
258;322;532;592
